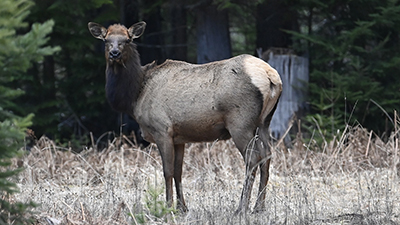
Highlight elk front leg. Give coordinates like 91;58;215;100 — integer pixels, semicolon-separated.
155;137;175;208
174;144;187;212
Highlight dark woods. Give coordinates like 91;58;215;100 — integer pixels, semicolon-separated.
8;0;399;147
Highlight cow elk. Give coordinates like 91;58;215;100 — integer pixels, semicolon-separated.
88;21;282;213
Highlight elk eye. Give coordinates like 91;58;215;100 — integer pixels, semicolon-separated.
125;39;131;43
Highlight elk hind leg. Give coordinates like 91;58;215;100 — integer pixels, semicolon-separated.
253;125;272;212
230;128;261;213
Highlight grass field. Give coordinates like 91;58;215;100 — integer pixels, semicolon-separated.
11;120;400;224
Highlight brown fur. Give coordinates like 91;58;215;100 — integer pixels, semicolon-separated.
88;21;282;213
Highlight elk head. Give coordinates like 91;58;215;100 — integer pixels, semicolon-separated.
88;22;146;65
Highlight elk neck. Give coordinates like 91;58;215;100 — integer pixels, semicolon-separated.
105;44;144;115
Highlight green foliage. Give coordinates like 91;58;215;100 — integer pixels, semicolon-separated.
3;0;399;146
129;182;177;224
290;0;400;139
0;0;59;118
0;0;59;223
0;115;36;225
0;0;59;72
0;0;57;116
144;184;177;220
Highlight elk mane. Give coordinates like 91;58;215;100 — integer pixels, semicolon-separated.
105;43;143;114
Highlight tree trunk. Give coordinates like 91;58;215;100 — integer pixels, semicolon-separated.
261;51;309;143
195;3;231;64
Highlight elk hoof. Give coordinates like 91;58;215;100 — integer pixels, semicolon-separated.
252;207;266;214
234;207;248;216
252;202;266;214
177;204;188;213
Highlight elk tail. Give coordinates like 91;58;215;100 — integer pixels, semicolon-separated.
259;64;282;126
243;55;282;126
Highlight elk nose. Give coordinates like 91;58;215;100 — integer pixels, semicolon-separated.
109;50;121;59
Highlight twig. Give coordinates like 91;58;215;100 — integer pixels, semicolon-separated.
122;136;162;167
61;200;74;212
311;117;327;150
80;202;85;221
370;99;394;126
96;131;114;148
393;110;398;172
276;118;294;147
127;204;138;225
365;130;373;157
75;153;104;184
90;132;95;150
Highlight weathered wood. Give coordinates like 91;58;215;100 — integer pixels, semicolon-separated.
260;50;309;142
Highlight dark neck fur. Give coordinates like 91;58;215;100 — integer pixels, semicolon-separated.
105;44;144;114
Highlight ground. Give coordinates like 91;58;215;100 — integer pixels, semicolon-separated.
12;126;400;224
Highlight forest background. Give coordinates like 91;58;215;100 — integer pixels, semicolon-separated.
2;0;400;147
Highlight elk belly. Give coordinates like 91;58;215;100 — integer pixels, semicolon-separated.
172;119;230;144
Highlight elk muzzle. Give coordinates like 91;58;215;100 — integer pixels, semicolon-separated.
109;49;121;60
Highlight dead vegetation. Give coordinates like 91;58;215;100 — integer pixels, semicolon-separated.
10;114;400;224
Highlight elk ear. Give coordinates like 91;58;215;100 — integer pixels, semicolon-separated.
88;22;107;40
128;21;146;40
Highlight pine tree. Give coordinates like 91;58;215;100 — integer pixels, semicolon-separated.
0;0;58;223
289;0;400;139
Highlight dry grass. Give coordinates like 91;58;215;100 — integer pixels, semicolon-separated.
10;115;400;224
